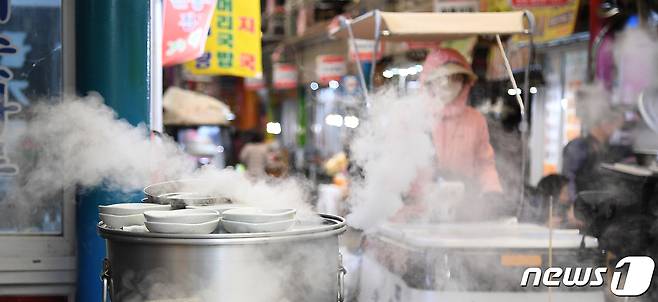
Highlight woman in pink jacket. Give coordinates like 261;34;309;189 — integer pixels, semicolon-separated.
393;48;502;222
423;47;502;194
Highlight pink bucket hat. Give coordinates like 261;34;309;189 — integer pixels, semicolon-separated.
420;48;477;84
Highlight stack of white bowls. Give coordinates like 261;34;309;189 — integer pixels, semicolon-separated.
221;207;297;233
144;209;220;234
99;203;171;229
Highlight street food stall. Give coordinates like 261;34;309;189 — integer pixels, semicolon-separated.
330;10;607;302
330;10;534;205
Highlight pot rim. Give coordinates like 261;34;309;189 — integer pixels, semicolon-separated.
99;214;346;245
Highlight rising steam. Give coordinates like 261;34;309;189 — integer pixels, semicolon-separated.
346;89;441;231
4;93;313;217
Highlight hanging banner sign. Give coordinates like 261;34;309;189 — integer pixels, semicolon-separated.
273;64;297;89
483;0;579;43
162;0;217;66
316;55;346;85
184;0;262;77
511;0;569;6
349;39;383;62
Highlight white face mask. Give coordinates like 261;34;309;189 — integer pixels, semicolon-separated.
427;76;463;103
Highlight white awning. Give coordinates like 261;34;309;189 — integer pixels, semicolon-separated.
163;87;232;126
330;11;530;41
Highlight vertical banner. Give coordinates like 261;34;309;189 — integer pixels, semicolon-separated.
162;0;217;66
185;0;262;77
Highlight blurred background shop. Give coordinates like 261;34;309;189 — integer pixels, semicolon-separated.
1;0;658;301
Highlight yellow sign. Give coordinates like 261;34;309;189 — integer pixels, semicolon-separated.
185;0;262;77
482;0;580;43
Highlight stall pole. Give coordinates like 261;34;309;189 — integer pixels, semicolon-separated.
75;0;156;301
339;16;370;100
369;10;382;92
496;34;529;216
517;11;535;216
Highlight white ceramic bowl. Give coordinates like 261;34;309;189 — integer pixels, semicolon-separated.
221;218;296;233
187;203;248;215
221;207;296;223
99;203;171;216
99;213;146;229
144;209;220;224
145;219;220;234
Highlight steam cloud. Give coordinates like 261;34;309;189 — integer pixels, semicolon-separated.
4;93;313;218
346;89;442;231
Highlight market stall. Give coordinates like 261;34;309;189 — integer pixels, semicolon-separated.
329;10;608;302
330;11;534;206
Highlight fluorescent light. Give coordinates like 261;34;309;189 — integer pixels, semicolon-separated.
384;65;423;79
407;66;418;76
266;122;282;135
530;86;538;94
507;88;522;96
325;114;343;127
344;116;359;128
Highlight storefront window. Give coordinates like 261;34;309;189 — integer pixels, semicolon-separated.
0;0;63;235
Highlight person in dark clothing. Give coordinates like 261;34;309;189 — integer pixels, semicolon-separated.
562;108;625;202
521;174;582;228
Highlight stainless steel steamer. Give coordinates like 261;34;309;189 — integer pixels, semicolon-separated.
99;214;347;302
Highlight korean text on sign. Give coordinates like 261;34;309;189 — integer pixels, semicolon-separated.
185;0;262;77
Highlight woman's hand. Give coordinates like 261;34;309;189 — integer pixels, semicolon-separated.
566;205;585;229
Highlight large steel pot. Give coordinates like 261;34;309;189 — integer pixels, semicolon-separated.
99;214;347;302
